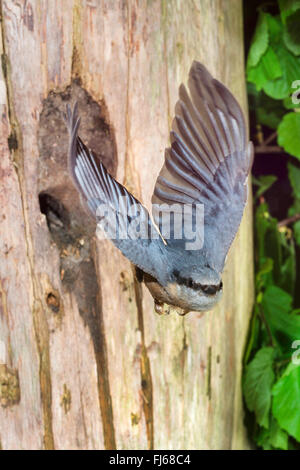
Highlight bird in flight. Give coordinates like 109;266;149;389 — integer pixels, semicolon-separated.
66;61;253;316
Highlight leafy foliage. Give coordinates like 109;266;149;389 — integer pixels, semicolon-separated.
272;363;300;441
244;0;300;441
246;2;300;160
243;347;275;428
288;161;300;199
278;113;300;157
256;416;289;449
244;0;300;450
284;11;300;55
278;0;300;24
244;184;300;448
247;12;269;68
248;46;282;91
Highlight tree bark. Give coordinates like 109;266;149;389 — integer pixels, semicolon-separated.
0;0;253;450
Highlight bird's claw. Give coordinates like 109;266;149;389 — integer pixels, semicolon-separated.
154;300;188;316
154;301;171;316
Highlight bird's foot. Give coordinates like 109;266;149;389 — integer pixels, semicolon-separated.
154;300;171;316
175;308;189;316
154;300;189;316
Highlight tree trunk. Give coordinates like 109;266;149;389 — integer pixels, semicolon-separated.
0;0;253;450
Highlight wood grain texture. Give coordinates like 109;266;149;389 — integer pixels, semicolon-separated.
0;0;253;449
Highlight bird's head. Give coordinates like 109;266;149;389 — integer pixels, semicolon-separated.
164;263;223;312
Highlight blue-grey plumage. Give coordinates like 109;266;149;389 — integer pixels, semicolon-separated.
65;61;253;315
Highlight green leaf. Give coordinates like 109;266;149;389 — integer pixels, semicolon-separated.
255;203;281;280
256;427;273;450
247;12;269;69
243;347;275;428
272;363;300;442
256;417;289;450
262;285;292;317
265;223;282;284
255;257;274;302
279;0;300;24
244;305;260;366
257;101;286;129
254;204;293;291
283;10;300;55
288;162;300;198
269;418;289;450
256;257;274;281
266;13;283;43
263;44;300;99
255;203;272;261
279;231;296;296
293;219;300;245
278;112;300;158
262;286;300;350
288;198;300;217
252;175;278;199
248;86;286;129
248;46;282;91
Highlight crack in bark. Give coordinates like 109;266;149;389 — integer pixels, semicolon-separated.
71;0;83;80
133;267;154;450
206;346;212;401
181;321;187;444
89;240;116;450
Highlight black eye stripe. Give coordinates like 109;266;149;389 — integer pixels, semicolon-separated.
172;270;223;294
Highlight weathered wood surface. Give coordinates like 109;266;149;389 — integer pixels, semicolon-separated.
0;0;253;449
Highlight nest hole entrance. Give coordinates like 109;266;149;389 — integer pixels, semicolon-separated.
37;80;118;245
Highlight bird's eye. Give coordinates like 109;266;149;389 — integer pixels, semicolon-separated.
188;278;194;288
202;285;217;295
201;281;223;295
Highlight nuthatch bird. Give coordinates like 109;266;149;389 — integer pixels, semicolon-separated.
66;61;253;315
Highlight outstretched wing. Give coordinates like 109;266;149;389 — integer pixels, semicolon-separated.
152;61;253;272
66;104;167;282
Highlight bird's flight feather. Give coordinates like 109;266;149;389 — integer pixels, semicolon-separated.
152;61;253;272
